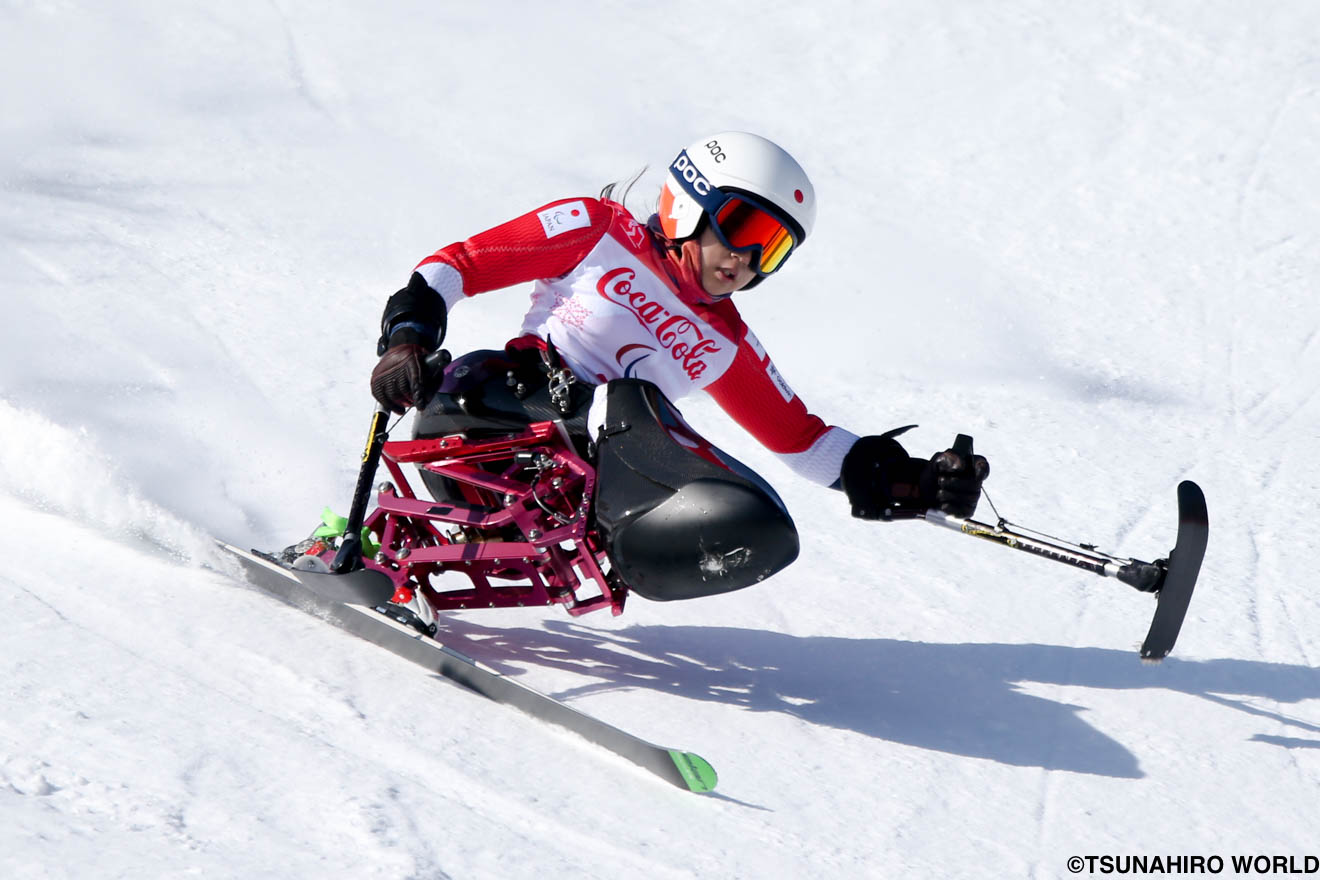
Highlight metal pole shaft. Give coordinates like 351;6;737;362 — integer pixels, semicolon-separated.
331;407;390;573
923;510;1164;590
330;350;451;574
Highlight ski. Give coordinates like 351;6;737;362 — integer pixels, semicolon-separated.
215;542;718;793
1139;481;1208;661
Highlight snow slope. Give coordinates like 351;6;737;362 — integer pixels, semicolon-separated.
3;1;1319;877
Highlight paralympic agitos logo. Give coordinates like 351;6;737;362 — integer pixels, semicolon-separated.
596;267;720;380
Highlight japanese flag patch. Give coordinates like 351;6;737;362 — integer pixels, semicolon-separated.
538;201;592;238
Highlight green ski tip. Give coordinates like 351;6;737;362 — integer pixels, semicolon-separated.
668;750;718;793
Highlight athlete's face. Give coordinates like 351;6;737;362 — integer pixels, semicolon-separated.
697;225;757;298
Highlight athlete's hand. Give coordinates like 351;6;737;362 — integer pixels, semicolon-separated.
370;344;434;414
919;445;990;517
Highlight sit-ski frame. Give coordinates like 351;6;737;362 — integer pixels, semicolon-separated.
349;418;628;618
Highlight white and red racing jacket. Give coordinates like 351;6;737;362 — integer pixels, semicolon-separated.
413;197;859;487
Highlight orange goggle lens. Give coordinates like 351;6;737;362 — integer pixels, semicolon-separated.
712;197;797;274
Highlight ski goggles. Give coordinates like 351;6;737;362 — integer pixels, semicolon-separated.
669;151;800;275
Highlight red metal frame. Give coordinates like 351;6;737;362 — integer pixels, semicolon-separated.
327;421;627;618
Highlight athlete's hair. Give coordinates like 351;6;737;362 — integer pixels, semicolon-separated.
599;166;649;218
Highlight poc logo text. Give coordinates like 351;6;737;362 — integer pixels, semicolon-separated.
671;151;712;196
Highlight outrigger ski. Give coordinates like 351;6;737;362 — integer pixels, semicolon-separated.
216;541;718;794
925;475;1209;661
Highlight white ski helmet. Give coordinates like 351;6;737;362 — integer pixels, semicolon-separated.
658;131;816;274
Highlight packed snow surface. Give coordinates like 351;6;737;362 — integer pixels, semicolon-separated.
3;2;1319;878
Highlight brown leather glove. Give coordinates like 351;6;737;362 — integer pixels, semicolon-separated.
370;343;434;414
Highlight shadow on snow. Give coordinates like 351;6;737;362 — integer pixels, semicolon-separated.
436;619;1320;780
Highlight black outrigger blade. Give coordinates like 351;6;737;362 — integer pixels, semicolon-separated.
1136;480;1209;661
922;438;1208;661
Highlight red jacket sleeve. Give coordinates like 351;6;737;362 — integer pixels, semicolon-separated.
705;333;859;486
415;198;612;302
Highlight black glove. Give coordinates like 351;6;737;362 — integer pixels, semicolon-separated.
370;344;435;414
841;429;990;520
370;272;449;413
376;272;448;355
919;443;990;518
